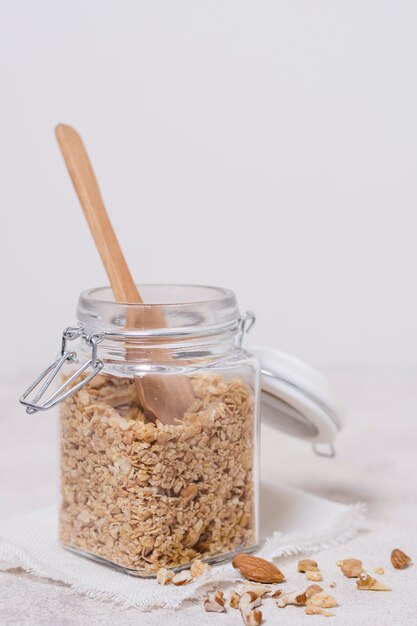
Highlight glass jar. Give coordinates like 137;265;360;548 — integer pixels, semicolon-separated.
24;284;260;576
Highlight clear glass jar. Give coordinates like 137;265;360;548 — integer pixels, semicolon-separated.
57;284;259;576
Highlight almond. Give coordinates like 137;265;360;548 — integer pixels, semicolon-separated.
391;548;411;570
232;554;285;583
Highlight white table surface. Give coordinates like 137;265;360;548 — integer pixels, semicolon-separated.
1;368;416;625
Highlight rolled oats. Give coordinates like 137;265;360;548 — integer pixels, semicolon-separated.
59;373;256;575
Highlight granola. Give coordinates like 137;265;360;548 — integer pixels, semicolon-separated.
59;373;256;574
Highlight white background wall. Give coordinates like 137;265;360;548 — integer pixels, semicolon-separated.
1;0;416;377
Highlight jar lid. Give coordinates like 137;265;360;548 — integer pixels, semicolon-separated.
251;346;346;450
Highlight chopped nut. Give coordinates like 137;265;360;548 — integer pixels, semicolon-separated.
239;591;262;611
356;572;391;591
232;554;285;583
298;559;319;573
329;581;336;588
240;591;263;625
229;590;241;608
190;559;211;579
306;570;323;582
277;590;308;607
203;591;225;612
271;589;282;598
172;569;192;586
305;605;335;617
243;582;270;597
337;558;363;578
240;608;263;626
156;567;174;585
305;584;324;597
307;592;337;609
373;567;384;575
391;548;411;570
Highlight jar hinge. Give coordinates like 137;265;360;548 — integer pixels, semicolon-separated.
19;326;104;414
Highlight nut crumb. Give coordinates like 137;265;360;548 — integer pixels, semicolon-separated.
337;558;363;578
190;559;211;579
305;605;335;617
203;591;225;613
172;569;192;586
240;592;263;626
356;572;391;591
239;591;262;611
306;570;323;582
242;582;270;597
156;567;173;585
240;608;263;626
277;590;308;607
373;567;384;575
298;559;318;573
229;590;241;608
306;584;323;597
307;591;337;609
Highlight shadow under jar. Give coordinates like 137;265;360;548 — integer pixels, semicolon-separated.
58;284;260;576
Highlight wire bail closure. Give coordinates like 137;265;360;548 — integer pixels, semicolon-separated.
21;311;255;414
19;326;104;414
237;311;256;347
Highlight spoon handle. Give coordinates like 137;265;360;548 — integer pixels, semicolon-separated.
55;124;142;304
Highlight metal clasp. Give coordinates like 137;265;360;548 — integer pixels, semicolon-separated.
20;326;104;414
237;311;256;347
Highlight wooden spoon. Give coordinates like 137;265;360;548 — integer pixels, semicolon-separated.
55;123;194;424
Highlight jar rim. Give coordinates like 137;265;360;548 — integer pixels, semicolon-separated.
80;284;235;307
77;284;240;337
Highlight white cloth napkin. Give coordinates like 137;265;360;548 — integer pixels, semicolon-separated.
0;483;365;610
